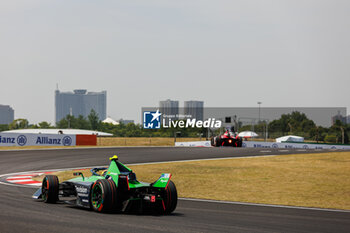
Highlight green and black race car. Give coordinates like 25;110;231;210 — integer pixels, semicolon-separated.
32;155;177;214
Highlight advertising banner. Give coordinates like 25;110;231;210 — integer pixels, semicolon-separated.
175;141;211;147
175;140;350;150
242;141;350;150
0;133;76;147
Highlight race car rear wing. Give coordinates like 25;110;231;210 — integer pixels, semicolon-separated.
151;173;172;189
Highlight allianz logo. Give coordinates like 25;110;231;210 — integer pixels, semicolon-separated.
36;137;61;145
0;136;16;144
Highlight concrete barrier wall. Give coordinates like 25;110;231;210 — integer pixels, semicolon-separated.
0;133;76;147
242;141;350;150
175;141;211;147
175;140;350;150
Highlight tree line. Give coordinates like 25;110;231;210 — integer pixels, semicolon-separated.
0;109;207;138
0;110;348;144
239;111;349;144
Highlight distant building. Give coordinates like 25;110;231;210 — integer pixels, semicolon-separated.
184;101;204;121
55;89;106;123
159;99;179;120
0;104;14;124
347;115;350;124
331;111;347;125
102;117;119;125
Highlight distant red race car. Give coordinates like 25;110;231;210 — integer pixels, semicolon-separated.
211;130;242;147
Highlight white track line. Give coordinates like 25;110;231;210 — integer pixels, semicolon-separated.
0;154;280;188
7;179;34;183
0;146;176;152
7;176;34;179
179;198;350;213
126;155;280;166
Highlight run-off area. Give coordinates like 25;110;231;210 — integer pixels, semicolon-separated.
17;151;350;211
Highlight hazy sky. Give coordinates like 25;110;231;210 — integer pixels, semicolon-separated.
1;0;349;124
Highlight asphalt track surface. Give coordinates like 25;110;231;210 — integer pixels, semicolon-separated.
0;147;349;233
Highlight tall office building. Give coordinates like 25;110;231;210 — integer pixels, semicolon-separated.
55;89;106;123
159;99;179;119
184;101;204;121
0;104;14;124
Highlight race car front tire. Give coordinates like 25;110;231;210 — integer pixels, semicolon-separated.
90;179;117;213
42;175;59;203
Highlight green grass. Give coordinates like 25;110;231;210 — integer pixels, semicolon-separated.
33;152;350;210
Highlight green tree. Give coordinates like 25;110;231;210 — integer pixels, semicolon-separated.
88;109;100;130
0;124;9;132
328;120;349;144
268;111;316;138
324;134;337;143
56;114;91;129
56;115;70;128
9;119;29;130
38;121;52;128
76;115;90;129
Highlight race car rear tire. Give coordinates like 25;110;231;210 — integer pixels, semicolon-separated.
161;181;178;214
215;137;221;147
90;179;117;213
42;175;59;203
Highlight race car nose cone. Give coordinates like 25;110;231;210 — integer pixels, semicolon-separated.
109;155;118;160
